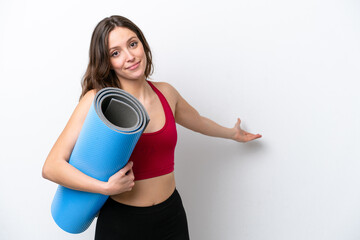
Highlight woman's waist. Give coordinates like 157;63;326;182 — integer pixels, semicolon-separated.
110;172;176;207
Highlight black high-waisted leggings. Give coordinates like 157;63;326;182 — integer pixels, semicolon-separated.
95;189;190;240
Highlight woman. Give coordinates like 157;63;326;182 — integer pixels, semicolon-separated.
42;15;262;239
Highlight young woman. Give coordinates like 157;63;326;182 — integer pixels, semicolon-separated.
42;15;262;240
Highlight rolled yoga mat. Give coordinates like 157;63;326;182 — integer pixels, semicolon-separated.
51;87;150;234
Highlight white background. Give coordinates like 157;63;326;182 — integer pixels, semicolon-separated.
1;0;360;239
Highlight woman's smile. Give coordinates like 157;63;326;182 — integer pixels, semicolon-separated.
108;26;147;81
126;61;141;70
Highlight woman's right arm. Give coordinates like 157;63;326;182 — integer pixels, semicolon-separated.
42;90;135;196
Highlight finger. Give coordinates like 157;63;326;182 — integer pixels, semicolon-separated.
128;181;135;191
243;129;255;135
120;161;133;175
126;176;135;190
126;169;135;181
246;134;262;141
243;130;260;137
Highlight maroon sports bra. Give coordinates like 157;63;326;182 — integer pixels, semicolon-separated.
129;81;177;180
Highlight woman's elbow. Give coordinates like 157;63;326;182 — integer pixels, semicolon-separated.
42;162;51;180
42;157;57;180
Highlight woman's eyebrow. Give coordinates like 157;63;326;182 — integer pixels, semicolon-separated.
127;36;137;42
109;36;137;51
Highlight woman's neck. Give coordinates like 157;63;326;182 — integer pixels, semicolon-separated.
118;78;151;103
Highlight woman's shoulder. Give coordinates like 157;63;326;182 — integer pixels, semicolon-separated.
76;89;97;113
150;81;180;111
150;81;179;98
80;89;97;102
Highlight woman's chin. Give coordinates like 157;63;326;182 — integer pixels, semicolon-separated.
118;73;146;82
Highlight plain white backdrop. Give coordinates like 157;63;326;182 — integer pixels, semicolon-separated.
1;0;360;239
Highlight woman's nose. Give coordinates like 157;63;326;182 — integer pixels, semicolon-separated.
125;50;135;62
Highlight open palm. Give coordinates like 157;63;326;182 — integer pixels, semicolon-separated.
233;118;262;142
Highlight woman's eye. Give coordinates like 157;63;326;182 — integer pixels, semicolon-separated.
111;51;119;57
130;42;138;48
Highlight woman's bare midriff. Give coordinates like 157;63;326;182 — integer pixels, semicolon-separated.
110;172;176;207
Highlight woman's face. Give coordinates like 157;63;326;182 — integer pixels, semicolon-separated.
108;27;147;82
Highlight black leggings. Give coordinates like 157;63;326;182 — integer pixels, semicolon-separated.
95;189;190;240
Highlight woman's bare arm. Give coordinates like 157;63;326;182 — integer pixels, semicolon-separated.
42;90;135;195
169;84;261;142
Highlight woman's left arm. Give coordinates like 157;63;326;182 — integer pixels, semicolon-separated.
171;85;262;142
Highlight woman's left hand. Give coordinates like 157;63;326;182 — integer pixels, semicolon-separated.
232;118;262;142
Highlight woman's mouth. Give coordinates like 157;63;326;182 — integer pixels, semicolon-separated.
127;61;140;70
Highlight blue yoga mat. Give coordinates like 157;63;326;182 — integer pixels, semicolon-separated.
51;87;150;234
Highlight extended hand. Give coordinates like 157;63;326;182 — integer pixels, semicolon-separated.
232;118;262;142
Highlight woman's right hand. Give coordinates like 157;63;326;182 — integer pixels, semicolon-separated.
104;161;135;196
